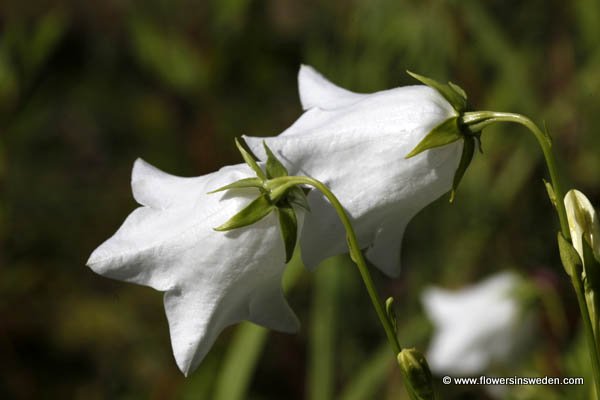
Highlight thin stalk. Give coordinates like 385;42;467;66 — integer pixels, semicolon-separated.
463;112;569;237
463;111;600;398
571;273;600;399
268;175;435;399
279;176;402;355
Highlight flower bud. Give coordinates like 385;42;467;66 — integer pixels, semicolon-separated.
397;348;436;400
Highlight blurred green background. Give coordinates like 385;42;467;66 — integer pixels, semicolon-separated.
2;0;600;399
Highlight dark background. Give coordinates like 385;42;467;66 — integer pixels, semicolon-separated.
2;0;600;399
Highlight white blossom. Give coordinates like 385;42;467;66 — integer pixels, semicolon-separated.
244;65;462;276
87;159;300;375
421;272;528;376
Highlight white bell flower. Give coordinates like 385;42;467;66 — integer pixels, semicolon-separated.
244;65;463;276
87;159;300;375
564;189;600;262
421;272;528;376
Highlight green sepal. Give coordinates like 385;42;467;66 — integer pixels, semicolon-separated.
448;81;467;101
235;137;267;181
385;297;398;332
543;179;557;210
263;141;289;179
474;133;484;154
405;117;462;159
557;232;583;279
397;348;435;400
407;70;467;113
276;201;298;263
287;186;310;211
208;177;264;194
214;195;274;231
449;135;475;203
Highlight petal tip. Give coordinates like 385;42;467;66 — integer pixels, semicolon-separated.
297;64;364;111
85;246;105;270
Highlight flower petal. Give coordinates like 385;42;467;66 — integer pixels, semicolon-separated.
298;65;366;111
248;283;300;333
87;206;201;291
245;70;460;274
88;164;257;290
245;124;460;275
88;160;301;375
365;211;413;278
132;158;205;209
164;288;223;376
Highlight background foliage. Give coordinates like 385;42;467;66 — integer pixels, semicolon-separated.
2;0;600;399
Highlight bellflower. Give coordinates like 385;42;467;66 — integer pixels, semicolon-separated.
244;65;463;276
87;159;300;375
421;272;528;376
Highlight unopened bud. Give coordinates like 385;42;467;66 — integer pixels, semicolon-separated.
397;348;435;400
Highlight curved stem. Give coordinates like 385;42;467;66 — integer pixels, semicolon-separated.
463;112;569;238
274;176;401;355
464;111;600;398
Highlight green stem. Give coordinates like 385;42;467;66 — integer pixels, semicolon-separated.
269;175;436;399
571;273;600;399
464;111;600;398
463;111;569;237
280;176;402;355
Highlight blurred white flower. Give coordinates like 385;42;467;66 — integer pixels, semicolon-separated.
245;65;462;276
87;159;300;375
564;189;600;262
422;272;528;376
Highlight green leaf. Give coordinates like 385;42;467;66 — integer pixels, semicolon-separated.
405;117;463;159
263;141;288;179
448;81;467;101
407;71;467;113
277;201;298;263
449;136;475;203
557;232;583;279
288;186;311;211
235;137;266;181
208;177;264;194
214;195;274;231
474;133;484;154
